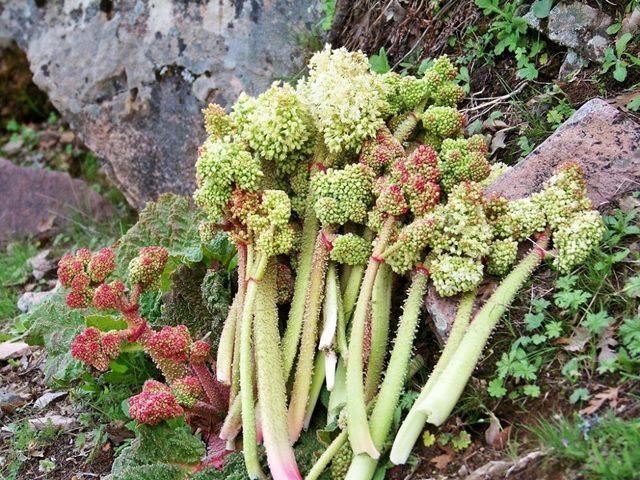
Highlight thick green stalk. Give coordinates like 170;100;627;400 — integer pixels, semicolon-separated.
345;218;394;459
342;228;374;319
364;263;392;401
305;430;349;480
303;352;326;430
345;271;428;480
282;198;319;380
217;242;248;385
220;395;242;441
254;264;302;480
388;289;476;463
231;245;254;403
239;254;268;480
288;229;332;442
320;263;340;389
390;236;549;464
327;358;347;426
305;356;425;480
392;101;426;142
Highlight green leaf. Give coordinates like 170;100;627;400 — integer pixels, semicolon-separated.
115;193;207;278
545;321;563;339
321;0;336;31
523;384;541;398
627;95;640;112
85;314;127;331
606;23;622;35
451;430;472;451
369;47;391;74
569;388;589;404
525;312;544;331
531;0;553;18
422;431;436;447
488;378;507;398
613;62;628;82
583;310;614;335
616;33;633;56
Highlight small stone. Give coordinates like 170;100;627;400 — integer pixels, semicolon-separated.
28;249;53;280
59;131;75;144
2;137;23;155
559;50;587;80
0;389;30;414
0;341;30;360
17;284;60;313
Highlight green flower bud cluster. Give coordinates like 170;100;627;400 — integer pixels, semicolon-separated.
330;233;373;266
485;197;546;242
479;161;512;187
247;190;295;257
298;46;389;153
331;442;353;480
202;103;234;139
422;56;463;107
311;163;375;226
385;218;433;274
231;82;314;174
430;183;492;259
487;238;518;276
552;210;604;273
194;139;263;221
382;72;430;115
429;253;484;297
422;106;465;139
438;135;491;192
535;162;592;231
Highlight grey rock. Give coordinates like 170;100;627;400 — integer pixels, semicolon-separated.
28;415;77;431
33;391;67;410
17;284;60;313
621;7;640;36
559;49;587;79
525;1;612;63
0;158;114;242
0;1;323;209
426;99;640;341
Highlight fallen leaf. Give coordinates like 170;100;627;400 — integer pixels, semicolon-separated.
34;391;67;410
563;326;591;352
0;341;30;360
580;387;619;415
490;129;509;154
28;415;77;431
37;214;57;233
431;453;453;470
597;327;618;363
485;413;511;450
28;250;53;280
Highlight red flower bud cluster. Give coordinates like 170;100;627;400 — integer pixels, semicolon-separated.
147;325;194;381
359;128;404;175
71;327;124;371
190;340;211;364
129;380;184;425
93;281;126;310
57;248;117;309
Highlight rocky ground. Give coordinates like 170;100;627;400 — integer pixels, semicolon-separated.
1;1;640;479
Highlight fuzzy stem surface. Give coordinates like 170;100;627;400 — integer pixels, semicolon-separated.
345;217;395;459
389;289;476;463
254;262;302;480
345;270;428;480
239;253;268;480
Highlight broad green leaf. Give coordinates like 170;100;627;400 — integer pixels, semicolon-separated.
616;33;633;56
613;61;628;82
606;23;621;35
532;0;553;19
369;47;391;74
85;314;127;331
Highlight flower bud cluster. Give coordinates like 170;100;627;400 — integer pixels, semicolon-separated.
171;376;205;408
429;253;484;297
231;82;314;174
382;72;430;115
422;106;465;141
275;263;295;304
297;46;389;153
128;246;169;291
129;380;184;425
487;238;518;276
385;218;433;274
311;164;375;226
57;248;117;309
71;327;124;371
552;209;604;273
390;144;442;216
202;103;234;139
359;127;405;175
245;190;295;257
330;442;354;480
438;135;491;192
330;233;373;266
194;138;263;221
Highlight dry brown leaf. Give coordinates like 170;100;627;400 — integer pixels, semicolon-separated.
580;387;619;415
431;453;453;470
563;326;591;352
597;327;618;364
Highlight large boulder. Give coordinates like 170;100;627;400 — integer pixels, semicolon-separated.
0;1;322;209
0;158;114;242
426;98;640;341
